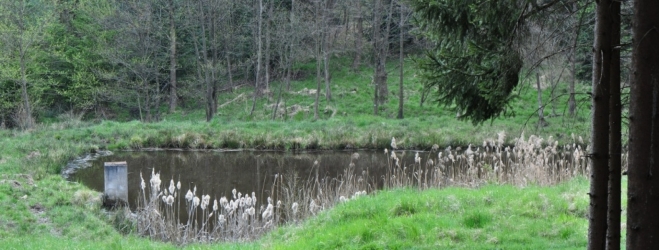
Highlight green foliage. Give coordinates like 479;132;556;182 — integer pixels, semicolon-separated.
410;0;526;124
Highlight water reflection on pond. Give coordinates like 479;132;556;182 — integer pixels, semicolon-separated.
72;150;413;208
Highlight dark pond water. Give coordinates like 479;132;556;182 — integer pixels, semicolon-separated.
69;150;422;209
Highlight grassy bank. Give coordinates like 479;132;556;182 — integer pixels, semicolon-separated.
1;176;607;249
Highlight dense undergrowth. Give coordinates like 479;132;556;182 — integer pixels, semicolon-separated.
0;57;596;249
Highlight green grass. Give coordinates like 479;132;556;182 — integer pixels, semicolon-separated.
262;177;599;250
0;176;608;249
0;56;597;249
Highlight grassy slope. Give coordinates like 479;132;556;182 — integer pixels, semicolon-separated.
0;56;594;248
2;177;617;250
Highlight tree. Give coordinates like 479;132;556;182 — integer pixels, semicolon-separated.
410;0;525;124
250;0;264;116
607;1;621;248
626;0;659;248
588;0;612;248
0;0;54;129
397;2;407;119
373;0;394;115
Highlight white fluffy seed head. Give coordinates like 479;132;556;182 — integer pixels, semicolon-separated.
169;179;175;195
193;196;200;208
185;189;193;201
140;172;146;191
213;199;218;211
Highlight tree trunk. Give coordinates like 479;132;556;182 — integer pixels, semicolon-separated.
323;0;332;102
588;0;612;248
265;0;273;93
376;0;395;106
536;73;546;128
199;5;213;122
314;0;322;120
250;0;264;116
19;47;33;129
372;0;382;115
397;2;404;120
606;1;621;249
351;0;363;71
168;0;177;113
627;0;659;248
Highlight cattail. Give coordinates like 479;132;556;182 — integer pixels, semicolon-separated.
176;181;181;190
248;207;255;216
465;144;474;156
218;214;226;224
277;200;282;207
232;188;237;199
415;152;421;164
267;197;273;205
384;148;388;154
140;172;146;191
193;196;200;208
150;170;161;192
391;137;398;149
352;152;360;160
432;144;439;151
185;189;193;201
166;195;174;206
168;179;175;195
201;195;210;210
262;204;274;220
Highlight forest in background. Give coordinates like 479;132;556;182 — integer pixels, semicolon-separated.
0;0;607;129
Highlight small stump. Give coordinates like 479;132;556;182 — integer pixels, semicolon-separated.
103;161;128;208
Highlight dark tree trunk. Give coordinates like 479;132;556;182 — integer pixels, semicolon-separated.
627;0;659;248
606;1;621;249
588;0;612;249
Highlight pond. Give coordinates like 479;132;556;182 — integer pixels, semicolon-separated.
69;149;417;209
65;141;588;242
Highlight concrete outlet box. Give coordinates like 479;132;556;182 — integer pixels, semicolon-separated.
104;161;128;207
